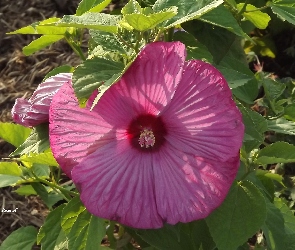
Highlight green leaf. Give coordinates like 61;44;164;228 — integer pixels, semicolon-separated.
76;0;112;15
43;65;74;81
206;181;267;250
232;78;258;104
238;104;267;152
284;103;295;121
20;152;58;167
267;118;295;136
172;31;213;62
89;30;126;53
124;7;178;31
262;199;286;250
269;0;295;26
61;196;86;235
274;198;295;250
183;20;253;85
121;0;142;14
37;204;66;248
23;35;63;56
57;13;121;33
262;78;286;100
153;0;223;28
14;185;37;196
66;209;106;250
136;220;215;250
12;124;50;156
0;162;22;176
72;57;125;100
0;226;37;250
32;164;50;178
255;142;295;164
237;3;271;29
7;17;67;35
0;123;31;147
31;182;49;207
199;4;249;38
0;175;22;188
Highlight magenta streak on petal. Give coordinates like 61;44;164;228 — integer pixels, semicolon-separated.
49;81;117;177
71;139;163;229
161;60;244;162
153;145;240;224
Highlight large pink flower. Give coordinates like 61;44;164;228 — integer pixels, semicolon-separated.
49;42;244;229
12;73;72;127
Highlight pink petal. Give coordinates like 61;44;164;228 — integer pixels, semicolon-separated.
161;60;244;162
49;81;117;177
12;73;72;127
71;139;163;229
89;42;186;126
153;145;240;224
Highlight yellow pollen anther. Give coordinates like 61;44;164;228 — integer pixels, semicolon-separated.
138;129;155;148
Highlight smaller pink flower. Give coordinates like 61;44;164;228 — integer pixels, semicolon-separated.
12;73;72;127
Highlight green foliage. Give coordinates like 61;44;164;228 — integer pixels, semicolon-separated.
269;0;295;26
23;35;64;56
237;3;271;29
61;197;106;250
0;162;22;176
76;0;112;15
72;57;125;101
7;17;66;35
255;142;295;164
20;152;59;167
37;204;67;250
206;181;267;250
172;31;213;62
57;13;121;33
153;0;223;28
199;4;249;38
11;123;50;156
0;226;38;250
0;123;31;147
239;103;268;152
135;220;215;250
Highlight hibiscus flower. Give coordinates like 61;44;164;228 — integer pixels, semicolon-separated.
49;42;244;229
11;73;72;127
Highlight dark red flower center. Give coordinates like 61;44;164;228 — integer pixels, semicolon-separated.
127;114;167;152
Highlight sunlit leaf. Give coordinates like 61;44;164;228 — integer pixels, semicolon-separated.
72;57;125;101
23;35;64;56
0;123;31;147
57;13;121;33
255;142;295;164
0;162;22;176
76;0;112;15
269;0;295;26
37;204;66;249
237;3;271;29
153;0;223;28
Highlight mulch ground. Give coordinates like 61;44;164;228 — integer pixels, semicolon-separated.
0;0;82;244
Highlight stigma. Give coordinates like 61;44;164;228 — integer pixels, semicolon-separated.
138;129;155;148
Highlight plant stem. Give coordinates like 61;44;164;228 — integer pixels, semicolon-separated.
31;173;78;198
116;33;136;50
65;36;86;61
153;29;163;42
